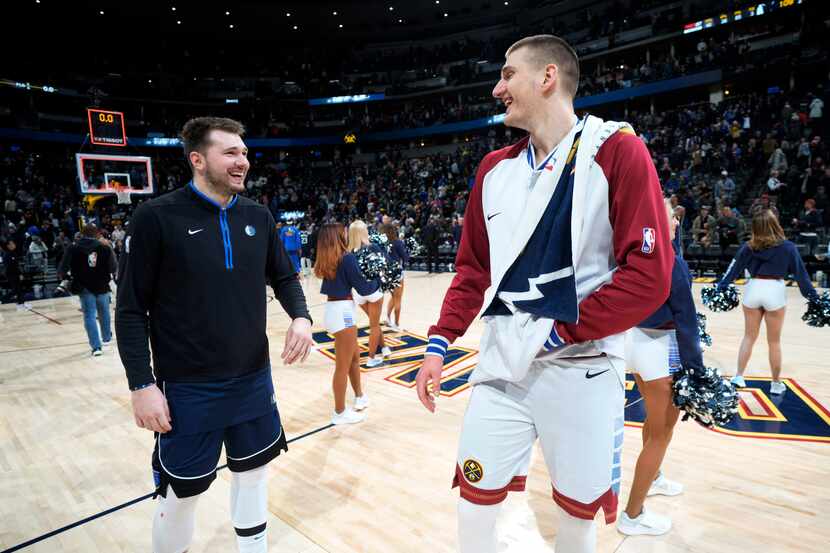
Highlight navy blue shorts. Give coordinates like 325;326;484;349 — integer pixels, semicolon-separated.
152;368;288;498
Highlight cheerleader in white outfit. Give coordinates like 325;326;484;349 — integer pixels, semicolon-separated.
315;223;381;425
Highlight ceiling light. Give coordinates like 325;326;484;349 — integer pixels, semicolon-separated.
444;12;448;17
332;10;337;15
389;6;394;10
177;20;181;24
99;10;104;15
286;12;291;17
171;6;176;11
398;19;403;23
148;79;152;84
293;25;298;30
339;24;343;28
229;24;234;28
226;10;230;15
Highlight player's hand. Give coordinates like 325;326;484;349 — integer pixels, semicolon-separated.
282;317;313;365
416;355;443;413
131;384;172;433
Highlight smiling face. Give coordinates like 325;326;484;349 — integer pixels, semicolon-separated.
189;129;249;195
492;48;546;131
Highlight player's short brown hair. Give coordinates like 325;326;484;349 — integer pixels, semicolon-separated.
506;34;580;98
81;223;99;238
180;117;246;161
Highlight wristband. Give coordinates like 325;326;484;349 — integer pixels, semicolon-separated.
130;381;155;392
424;335;449;359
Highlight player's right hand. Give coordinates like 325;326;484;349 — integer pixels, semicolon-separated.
131;384;172;433
416;355;443;413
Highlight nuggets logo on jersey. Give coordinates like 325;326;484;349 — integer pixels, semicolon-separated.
641;227;656;254
625;374;830;443
462;459;484;483
314;328;830;443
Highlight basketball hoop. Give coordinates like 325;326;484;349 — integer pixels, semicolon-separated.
114;185;132;205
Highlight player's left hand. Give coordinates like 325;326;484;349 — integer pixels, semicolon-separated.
282;317;313;365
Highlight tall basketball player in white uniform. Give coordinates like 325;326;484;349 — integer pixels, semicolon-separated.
416;35;673;553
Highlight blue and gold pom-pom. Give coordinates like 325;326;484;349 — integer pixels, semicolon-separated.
673;366;739;427
405;236;423;257
701;284;740;312
802;291;830;328
696;312;712;347
355;247;402;292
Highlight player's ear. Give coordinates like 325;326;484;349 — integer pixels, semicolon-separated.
188;150;203;171
541;63;558;93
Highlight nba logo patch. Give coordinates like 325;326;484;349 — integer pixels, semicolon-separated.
641;227;656;254
245;225;256;237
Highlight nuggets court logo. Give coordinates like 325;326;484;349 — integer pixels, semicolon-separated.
641;227;656;254
462;459;484;483
245;225;256;237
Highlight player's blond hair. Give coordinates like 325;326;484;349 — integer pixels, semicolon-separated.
506;35;580;98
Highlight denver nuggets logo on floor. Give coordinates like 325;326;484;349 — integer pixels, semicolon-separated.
462;459;484;483
312;326;478;397
625;375;830;443
313;327;830;442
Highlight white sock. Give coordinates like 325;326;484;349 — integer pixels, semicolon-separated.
152;487;200;553
458;498;501;553
555;505;596;553
230;465;269;553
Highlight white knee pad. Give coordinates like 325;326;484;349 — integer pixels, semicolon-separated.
230;465;269;553
153;487;200;553
457;498;501;553
555;505;596;553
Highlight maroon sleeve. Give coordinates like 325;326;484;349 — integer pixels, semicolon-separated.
555;131;673;343
426;150;504;342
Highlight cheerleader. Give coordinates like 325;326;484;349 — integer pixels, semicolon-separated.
347;220;390;368
618;200;703;536
315;223;380;425
382;223;409;331
717;209;819;394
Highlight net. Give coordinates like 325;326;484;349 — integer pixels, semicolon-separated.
114;185;132;205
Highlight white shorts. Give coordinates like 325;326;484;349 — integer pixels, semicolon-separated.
353;289;383;305
324;300;356;334
625;328;681;381
742;278;786;311
453;356;625;524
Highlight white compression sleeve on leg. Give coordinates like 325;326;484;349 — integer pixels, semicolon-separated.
457;498;501;553
554;505;596;553
230;465;269;553
152;487;200;553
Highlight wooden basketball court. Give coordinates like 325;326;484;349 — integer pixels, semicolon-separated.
1;272;828;552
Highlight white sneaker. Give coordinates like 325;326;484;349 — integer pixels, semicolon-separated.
92;349;103;357
381;346;392;358
617;509;672;536
365;357;384;368
354;395;369;411
770;381;787;394
331;408;366;425
731;375;746;388
648;474;684;497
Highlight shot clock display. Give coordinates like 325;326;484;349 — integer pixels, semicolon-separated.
87;108;127;147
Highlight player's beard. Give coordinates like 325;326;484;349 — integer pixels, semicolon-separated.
204;161;245;195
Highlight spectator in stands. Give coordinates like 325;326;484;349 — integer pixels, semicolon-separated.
27;235;49;275
451;216;463;246
809;92;824;128
2;239;25;308
717;206;744;249
769;147;788;174
792;198;823;231
691;205;716;246
767;170;786;193
422;215;441;274
58;223;116;356
716;170;735;204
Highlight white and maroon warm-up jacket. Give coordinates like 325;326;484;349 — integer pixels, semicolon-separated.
426;115;673;385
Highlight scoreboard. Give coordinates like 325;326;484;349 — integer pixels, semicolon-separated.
87;108;127;147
